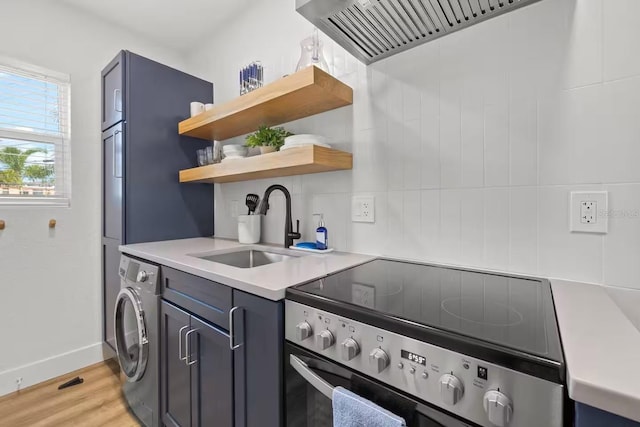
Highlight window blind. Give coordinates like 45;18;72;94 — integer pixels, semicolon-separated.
0;57;71;206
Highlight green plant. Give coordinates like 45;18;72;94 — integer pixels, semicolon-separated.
0;146;44;187
245;125;293;150
24;164;54;185
0;147;43;176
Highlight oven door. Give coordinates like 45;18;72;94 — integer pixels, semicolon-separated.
285;343;475;427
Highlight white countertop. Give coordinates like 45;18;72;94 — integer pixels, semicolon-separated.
119;237;375;300
551;279;640;422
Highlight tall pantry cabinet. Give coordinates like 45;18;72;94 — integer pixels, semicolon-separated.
101;51;214;350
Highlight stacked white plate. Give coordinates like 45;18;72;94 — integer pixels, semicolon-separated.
222;144;248;160
280;134;331;151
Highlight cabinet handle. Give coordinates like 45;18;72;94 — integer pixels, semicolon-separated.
229;306;243;350
178;325;189;362
185;328;199;366
114;89;122;113
113;130;122;178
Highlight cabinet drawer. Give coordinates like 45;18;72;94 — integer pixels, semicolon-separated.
162;266;232;329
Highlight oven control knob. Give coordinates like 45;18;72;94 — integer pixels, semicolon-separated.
483;390;513;427
316;330;335;350
295;321;313;342
439;373;464;406
340;338;360;361
137;270;148;282
369;348;390;373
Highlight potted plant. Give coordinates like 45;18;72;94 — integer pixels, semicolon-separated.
245;125;293;154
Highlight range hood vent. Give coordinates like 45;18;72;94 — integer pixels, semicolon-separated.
296;0;541;64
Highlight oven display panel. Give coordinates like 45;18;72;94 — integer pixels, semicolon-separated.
401;350;426;366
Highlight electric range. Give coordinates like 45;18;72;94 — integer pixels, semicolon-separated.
284;259;566;427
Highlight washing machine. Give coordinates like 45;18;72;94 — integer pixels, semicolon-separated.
114;254;160;427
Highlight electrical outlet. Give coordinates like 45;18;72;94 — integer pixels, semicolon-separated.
570;191;608;233
352;196;375;223
352;283;375;308
16;377;23;390
580;201;596;224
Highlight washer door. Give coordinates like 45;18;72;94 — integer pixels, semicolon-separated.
114;287;149;382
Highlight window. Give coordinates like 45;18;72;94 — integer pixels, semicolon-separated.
0;57;70;206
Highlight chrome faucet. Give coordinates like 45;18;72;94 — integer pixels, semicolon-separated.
258;184;301;248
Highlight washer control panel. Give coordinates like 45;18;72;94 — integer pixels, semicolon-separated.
285;300;563;427
119;255;159;294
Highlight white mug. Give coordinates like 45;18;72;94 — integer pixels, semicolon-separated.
190;102;205;117
205;103;214;111
238;215;261;244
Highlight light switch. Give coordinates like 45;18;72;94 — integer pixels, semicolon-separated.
570;191;608;233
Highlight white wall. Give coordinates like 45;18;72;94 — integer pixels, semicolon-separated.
0;0;185;396
186;0;640;290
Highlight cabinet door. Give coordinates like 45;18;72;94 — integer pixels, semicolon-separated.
575;403;640;427
102;238;121;351
101;51;125;130
161;301;192;427
190;316;233;427
233;290;284;427
102;123;124;241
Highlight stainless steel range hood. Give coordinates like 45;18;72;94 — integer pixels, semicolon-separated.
296;0;541;64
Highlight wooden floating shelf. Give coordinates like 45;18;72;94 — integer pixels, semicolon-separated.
179;145;352;184
178;66;353;141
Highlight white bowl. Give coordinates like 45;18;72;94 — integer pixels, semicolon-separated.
280;142;331;151
222;155;246;162
223;145;247;155
223;149;247;155
284;134;327;146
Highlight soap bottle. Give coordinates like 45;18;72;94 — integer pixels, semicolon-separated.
314;213;328;250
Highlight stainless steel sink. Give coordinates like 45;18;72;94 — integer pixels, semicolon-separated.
193;249;300;268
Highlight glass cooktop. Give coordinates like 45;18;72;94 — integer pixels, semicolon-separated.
290;259;563;363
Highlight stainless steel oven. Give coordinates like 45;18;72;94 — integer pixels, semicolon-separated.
285;344;473;427
284;259;567;427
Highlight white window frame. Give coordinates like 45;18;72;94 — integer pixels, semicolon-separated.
0;56;71;207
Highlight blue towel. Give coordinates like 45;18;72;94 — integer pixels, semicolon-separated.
332;386;407;427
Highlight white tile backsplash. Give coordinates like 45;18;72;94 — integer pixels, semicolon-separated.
484;96;510;187
484;188;511;271
187;0;640;289
564;0;603;88
509;187;539;273
385;191;404;256
603;184;640;288
460;189;485;266
420;190;440;260
603;0;640;81
439;190;462;262
461;87;484;188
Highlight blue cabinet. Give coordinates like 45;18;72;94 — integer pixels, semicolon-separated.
101;52;125;131
159;266;284;427
160;300;234;427
101;51;214;351
190;315;234;427
575;403;640;427
161;301;192;427
233;290;284;427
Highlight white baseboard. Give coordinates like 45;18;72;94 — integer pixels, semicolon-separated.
0;342;107;397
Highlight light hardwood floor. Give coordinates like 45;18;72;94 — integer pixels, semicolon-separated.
0;359;141;427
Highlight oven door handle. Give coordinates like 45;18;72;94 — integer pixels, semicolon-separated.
290;354;335;400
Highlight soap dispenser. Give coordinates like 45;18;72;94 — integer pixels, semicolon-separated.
314;213;328;250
